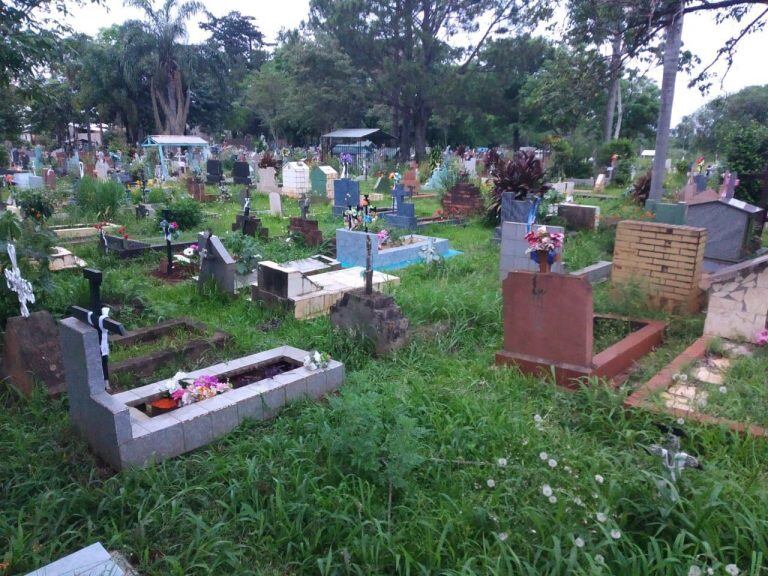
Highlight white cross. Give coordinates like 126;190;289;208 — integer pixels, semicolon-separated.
419;237;441;265
4;243;35;318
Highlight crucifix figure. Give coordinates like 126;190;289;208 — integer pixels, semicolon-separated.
242;197;251;235
299;193;310;220
160;209;174;275
4;243;35;318
68;268;127;386
645;433;700;483
364;234;373;295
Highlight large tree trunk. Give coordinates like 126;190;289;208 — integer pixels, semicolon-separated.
414;100;428;161
400;109;413;162
603;34;623;144
649;0;685;202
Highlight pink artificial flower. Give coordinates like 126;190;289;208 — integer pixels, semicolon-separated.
170;388;185;401
756;329;768;346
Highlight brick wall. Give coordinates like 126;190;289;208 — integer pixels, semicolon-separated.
611;221;707;312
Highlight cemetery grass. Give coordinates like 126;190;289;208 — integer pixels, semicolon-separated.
3;190;768;575
686;347;768;429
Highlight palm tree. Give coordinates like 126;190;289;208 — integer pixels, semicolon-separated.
649;0;685;202
124;0;203;134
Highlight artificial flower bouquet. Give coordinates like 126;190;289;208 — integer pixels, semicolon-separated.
524;225;564;265
152;372;232;411
303;351;331;371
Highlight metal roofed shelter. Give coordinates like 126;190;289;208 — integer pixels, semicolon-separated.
141;135;210;179
321;129;396;164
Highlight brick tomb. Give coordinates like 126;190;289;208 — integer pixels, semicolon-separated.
289;217;323;246
441;182;484;217
495;271;666;389
611;221;707;313
60;316;345;470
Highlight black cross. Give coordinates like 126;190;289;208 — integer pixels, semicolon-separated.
68;268;127;384
160;209;173;275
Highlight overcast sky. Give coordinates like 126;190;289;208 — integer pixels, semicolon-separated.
64;0;768;126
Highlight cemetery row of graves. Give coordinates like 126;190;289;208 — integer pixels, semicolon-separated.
2;149;768;575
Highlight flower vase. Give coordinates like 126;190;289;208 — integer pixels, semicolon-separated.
148;397;178;416
536;249;551;273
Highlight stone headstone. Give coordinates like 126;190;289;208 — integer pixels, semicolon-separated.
233;161;251;185
557;203;600;230
645;200;688;225
463;157;477;177
289;217;323;246
198;232;236;293
594;174;606;193
269;191;282;216
383;184;417;229
694;174;709;193
500;221;565;280
282;161;311;197
206;159;223;184
258;167;279;195
95;161;109;182
501;193;536;224
403;167;420;194
497;271;594;370
44;168;57;190
719;171;739;200
3;310;66;397
333;179;360;217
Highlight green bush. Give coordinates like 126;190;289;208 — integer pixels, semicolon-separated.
597;138;635;168
147;187;166;204
612;159;633;186
15;188;55;221
158;197;203;231
74;177;124;219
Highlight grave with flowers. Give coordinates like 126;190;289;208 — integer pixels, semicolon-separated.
60;310;345;469
496;224;666;388
626;254;768;437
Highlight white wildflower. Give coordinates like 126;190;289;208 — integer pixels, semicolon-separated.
595;554;604;564
548;458;558;468
574;537;585;548
497;532;508;542
539;451;548;461
542;484;553;497
596;512;607;523
486;479;496;488
497;458;508;467
677;417;685;425
687;567;702;576
610;529;621;540
549;495;557;504
719;386;727;394
534;414;543;424
595;474;604;484
725;565;739;576
573;497;583;506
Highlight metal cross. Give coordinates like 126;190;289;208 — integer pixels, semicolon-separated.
645;433;700;483
68;268;127;385
4;243;35;318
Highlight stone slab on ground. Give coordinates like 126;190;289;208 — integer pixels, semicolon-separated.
25;542;124;576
